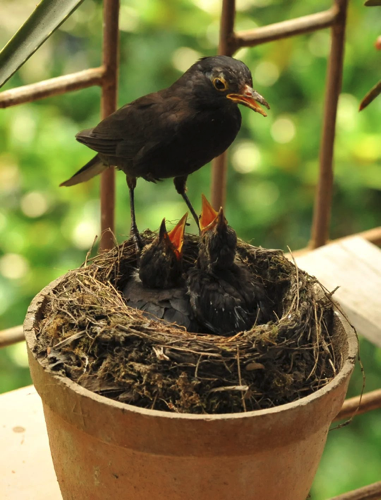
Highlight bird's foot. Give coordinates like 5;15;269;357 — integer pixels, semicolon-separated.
130;228;143;253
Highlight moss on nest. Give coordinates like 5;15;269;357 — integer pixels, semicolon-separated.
33;230;341;414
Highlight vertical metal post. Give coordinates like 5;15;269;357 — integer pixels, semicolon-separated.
100;0;119;251
310;0;347;249
211;0;236;210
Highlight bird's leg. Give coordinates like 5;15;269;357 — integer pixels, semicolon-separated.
127;175;143;251
173;176;200;234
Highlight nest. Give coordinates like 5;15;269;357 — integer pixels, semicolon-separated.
33;231;341;414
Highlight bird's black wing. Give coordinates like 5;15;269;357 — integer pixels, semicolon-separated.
76;127;122;156
76;92;185;161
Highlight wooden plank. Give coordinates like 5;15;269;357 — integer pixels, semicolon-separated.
0;386;61;500
294;236;381;347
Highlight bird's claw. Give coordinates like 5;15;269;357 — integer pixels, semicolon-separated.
130;229;144;253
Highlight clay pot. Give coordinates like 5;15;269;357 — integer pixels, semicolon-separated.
25;276;357;500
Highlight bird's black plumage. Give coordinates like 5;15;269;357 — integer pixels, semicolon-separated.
138;216;186;290
124;215;198;331
60;56;269;243
187;197;271;336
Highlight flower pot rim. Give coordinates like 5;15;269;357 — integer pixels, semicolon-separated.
25;273;358;422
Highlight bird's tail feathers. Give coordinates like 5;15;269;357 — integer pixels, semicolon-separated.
60;155;106;187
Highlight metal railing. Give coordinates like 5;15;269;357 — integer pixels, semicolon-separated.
0;0;119;251
213;0;348;250
1;1;380;498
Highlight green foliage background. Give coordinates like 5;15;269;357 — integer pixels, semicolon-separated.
0;0;380;497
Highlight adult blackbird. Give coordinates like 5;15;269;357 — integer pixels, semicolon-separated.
187;195;271;336
60;55;269;246
124;214;198;331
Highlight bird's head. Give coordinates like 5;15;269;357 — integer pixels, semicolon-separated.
198;194;237;269
139;213;188;288
182;56;270;117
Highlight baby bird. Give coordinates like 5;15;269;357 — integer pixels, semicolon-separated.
124;214;198;331
187;196;271;336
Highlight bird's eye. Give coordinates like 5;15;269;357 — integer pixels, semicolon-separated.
213;77;227;91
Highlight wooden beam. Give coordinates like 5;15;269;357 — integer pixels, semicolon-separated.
295;236;381;347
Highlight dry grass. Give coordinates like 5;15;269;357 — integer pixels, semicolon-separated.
33;231;340;414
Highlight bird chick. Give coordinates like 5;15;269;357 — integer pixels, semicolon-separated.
60;56;269;247
139;213;187;289
124;214;198;331
187;195;271;336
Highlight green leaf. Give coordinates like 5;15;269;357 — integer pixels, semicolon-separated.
364;0;381;6
0;0;85;88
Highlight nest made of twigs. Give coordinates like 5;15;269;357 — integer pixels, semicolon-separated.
33;231;342;414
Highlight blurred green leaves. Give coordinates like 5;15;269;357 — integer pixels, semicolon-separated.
0;1;380;497
0;0;84;87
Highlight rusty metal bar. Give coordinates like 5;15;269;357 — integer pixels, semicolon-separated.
99;0;119;251
213;1;348;239
310;0;348;249
0;326;24;348
0;68;104;109
211;154;228;211
211;0;236;210
329;481;381;500
234;8;338;49
211;4;340;210
218;0;236;55
334;389;381;422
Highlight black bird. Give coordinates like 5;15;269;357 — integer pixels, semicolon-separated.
187;195;271;336
60;56;269;246
124;214;198;331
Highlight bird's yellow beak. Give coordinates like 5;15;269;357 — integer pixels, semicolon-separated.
200;194;218;232
167;213;188;259
227;84;270;117
200;195;227;233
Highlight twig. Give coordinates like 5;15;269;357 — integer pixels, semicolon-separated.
237;347;247;412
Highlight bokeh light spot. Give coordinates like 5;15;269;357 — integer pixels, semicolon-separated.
172;47;202;72
248;0;273;6
71;221;99;250
0;156;20;193
8;343;29;368
20;192;49;218
194;0;221;14
337;93;358;131
0;253;30;280
232;141;261;173
119;6;139;32
308;31;330;57
254;61;280;87
271;117;296;143
10;109;36;146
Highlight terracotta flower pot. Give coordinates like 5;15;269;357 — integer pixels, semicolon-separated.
25;276;357;500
